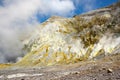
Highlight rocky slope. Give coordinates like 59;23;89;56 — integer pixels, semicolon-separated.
0;54;120;80
15;2;120;67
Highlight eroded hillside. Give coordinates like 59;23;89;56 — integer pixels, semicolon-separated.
14;2;120;67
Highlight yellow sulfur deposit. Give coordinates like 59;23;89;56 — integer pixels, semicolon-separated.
15;3;120;67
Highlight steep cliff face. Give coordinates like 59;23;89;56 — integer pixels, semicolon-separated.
17;2;120;66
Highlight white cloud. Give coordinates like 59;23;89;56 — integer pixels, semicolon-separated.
0;0;75;63
38;0;75;16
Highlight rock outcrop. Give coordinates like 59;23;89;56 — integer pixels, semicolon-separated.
17;2;120;66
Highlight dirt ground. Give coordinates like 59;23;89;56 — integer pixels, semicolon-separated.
0;54;120;80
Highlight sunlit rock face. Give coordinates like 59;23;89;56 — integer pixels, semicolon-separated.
17;2;120;66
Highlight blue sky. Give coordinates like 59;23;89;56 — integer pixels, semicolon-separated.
74;0;118;15
0;0;118;23
37;0;118;22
